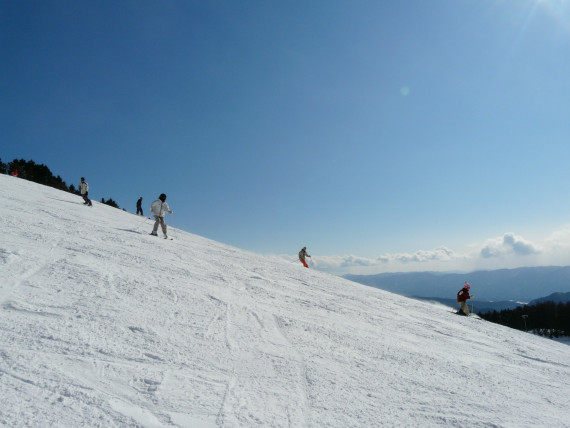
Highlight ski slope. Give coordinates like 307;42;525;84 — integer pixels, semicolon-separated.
1;174;569;427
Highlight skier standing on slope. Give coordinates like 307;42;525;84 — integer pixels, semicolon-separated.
457;281;475;316
136;197;143;216
79;177;92;206
150;193;172;239
299;247;311;268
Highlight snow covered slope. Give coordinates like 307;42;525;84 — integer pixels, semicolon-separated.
1;174;569;427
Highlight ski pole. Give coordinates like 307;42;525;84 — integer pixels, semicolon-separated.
169;214;176;239
135;214;150;233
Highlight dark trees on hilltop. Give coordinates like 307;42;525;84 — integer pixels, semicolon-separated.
101;198;119;209
479;302;570;338
2;157;122;209
7;158;69;191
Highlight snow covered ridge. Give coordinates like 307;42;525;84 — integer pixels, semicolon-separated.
1;174;570;428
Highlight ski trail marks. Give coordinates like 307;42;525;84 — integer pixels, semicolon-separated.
215;300;310;427
0;246;67;308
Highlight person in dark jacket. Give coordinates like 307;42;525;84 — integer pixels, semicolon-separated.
79;177;92;206
136;197;143;216
298;247;311;268
457;281;475;316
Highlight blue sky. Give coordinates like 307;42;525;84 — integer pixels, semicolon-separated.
2;0;570;274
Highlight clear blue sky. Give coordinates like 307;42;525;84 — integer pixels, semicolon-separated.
2;0;570;274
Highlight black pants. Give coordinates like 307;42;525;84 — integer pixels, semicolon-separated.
82;192;92;206
137;207;143;215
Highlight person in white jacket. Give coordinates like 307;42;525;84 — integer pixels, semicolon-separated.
150;193;173;238
79;177;92;206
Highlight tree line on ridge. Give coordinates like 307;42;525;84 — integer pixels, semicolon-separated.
1;157;121;209
478;302;570;338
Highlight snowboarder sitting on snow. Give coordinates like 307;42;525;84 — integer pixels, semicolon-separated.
150;193;172;239
136;197;143;216
79;177;92;206
457;281;475;316
299;247;311;268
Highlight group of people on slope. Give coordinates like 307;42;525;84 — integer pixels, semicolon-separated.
135;193;174;238
137;194;173;239
299;246;475;316
79;177;474;316
133;193;174;238
78;177;173;239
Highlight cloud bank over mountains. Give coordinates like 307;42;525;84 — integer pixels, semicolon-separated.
288;228;570;275
480;233;540;258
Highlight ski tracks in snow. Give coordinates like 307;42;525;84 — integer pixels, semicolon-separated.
0;238;68;313
209;282;310;427
4;176;570;427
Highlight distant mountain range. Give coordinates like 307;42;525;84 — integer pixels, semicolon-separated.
412;292;570;315
529;292;570;306
344;266;570;303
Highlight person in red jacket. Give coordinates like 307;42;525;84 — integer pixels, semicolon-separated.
457;281;475;316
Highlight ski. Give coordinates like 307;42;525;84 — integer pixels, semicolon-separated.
451;310;482;320
148;233;173;240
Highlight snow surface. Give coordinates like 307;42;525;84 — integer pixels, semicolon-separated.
1;174;570;427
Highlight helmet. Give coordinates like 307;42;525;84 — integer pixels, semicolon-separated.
159;193;167;202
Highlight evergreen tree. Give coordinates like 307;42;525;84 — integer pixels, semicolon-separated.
101;198;120;209
7;158;67;190
479;302;570;337
4;156;123;210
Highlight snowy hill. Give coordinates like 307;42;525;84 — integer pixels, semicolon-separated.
1;174;570;428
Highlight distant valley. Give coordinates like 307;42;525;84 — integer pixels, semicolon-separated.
344;266;570;313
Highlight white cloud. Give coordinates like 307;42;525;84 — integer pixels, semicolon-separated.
309;254;382;270
392;247;457;263
545;225;570;250
480;233;541;259
278;227;570;275
287;247;466;275
275;227;570;276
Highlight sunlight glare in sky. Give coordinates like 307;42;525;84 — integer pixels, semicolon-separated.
534;0;570;31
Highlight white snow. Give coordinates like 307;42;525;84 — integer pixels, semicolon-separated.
1;173;569;427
